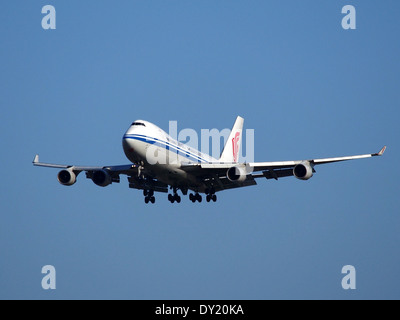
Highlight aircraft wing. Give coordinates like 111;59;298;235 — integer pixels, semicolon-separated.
182;146;386;185
181;163;257;192
33;154;137;174
249;145;386;173
33;155;169;193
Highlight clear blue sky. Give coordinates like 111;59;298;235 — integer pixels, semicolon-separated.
1;1;399;299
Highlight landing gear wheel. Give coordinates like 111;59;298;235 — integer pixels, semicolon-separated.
169;192;181;203
190;193;202;203
205;187;216;203
144;195;155;204
144;190;155;203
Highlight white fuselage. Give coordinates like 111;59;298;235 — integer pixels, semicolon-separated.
122;120;218;189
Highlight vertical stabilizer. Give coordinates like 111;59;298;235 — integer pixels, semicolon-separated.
219;116;244;163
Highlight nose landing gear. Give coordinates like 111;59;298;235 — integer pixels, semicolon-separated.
143;189;155;204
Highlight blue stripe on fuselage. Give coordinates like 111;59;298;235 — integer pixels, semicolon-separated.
123;134;208;163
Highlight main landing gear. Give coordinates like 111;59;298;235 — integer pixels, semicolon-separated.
167;187;218;203
206;194;217;202
189;193;202;203
189;188;217;203
168;187;181;203
143;189;155;204
205;187;217;203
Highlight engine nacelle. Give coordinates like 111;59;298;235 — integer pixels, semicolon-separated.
92;169;112;187
293;161;314;180
57;169;77;186
226;166;247;183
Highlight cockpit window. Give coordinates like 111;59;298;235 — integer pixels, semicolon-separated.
131;122;146;127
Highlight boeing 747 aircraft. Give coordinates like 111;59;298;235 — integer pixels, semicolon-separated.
33;116;386;203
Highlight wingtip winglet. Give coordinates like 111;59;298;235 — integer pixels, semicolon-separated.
33;154;39;164
376;146;386;156
373;146;386;156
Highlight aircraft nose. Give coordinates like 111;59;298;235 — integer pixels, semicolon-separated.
122;135;139;163
122;135;134;153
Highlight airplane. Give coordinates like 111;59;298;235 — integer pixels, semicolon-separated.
33;116;386;204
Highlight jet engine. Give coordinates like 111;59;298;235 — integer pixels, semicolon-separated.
293;161;314;180
57;169;77;186
92;169;112;187
226;166;247;183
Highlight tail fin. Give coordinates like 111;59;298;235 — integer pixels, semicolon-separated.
219;116;244;163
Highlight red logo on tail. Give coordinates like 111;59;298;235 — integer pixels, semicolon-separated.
232;132;240;162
